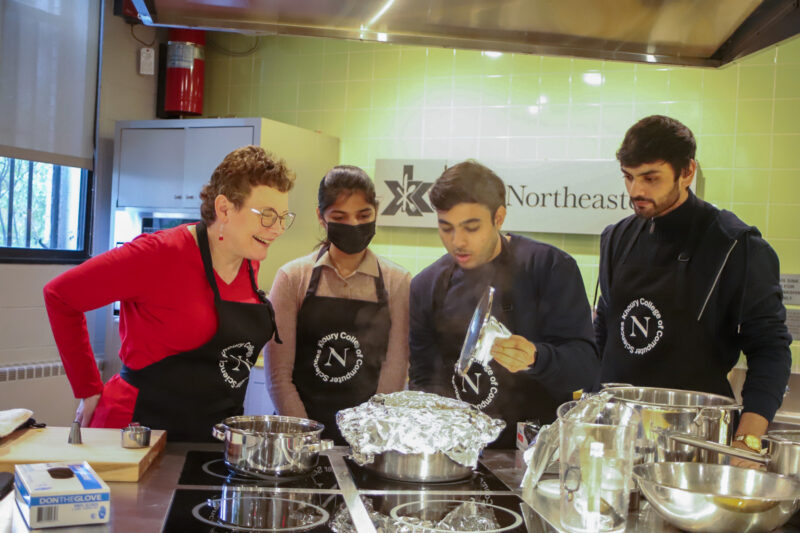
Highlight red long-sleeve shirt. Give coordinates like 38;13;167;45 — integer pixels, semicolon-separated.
43;224;260;427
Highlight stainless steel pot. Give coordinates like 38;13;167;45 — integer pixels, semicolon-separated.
667;430;800;480
212;415;332;476
606;386;741;464
362;451;474;483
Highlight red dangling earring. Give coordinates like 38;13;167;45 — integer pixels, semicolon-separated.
218;223;224;241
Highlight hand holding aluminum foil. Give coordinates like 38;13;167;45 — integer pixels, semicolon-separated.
336;391;505;468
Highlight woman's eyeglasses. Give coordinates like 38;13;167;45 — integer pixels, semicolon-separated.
250;208;296;230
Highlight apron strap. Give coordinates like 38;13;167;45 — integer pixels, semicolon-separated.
304;245;329;299
676;207;714;267
432;261;458;317
247;259;282;344
618;217;648;266
305;245;389;306
246;260;268;304
373;263;389;306
195;221;221;301
496;235;516;332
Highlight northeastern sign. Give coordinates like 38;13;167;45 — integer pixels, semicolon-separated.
375;159;633;235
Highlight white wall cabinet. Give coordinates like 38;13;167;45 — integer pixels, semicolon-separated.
114;120;255;209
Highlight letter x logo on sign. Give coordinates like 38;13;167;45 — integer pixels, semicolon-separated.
382;164;434;216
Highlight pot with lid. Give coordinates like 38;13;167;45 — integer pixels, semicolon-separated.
337;391;505;483
605;386;741;464
212;415;333;477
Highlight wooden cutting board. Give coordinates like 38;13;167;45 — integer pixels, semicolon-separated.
0;427;166;482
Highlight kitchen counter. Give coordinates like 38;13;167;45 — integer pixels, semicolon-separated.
2;444;800;532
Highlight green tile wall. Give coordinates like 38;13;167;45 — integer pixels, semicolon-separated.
204;33;800;366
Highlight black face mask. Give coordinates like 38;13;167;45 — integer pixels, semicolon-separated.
326;221;376;254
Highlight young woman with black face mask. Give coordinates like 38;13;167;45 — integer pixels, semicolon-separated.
264;165;411;443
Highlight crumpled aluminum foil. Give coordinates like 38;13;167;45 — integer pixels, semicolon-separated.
330;497;406;533
329;497;501;533
434;500;502;531
336;391;505;468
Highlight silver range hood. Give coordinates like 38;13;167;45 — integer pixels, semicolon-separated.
127;0;800;67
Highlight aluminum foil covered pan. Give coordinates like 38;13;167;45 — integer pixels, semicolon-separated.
336;391;505;469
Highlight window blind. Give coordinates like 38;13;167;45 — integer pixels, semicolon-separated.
0;0;101;170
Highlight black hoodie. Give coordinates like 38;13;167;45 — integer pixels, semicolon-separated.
594;191;792;420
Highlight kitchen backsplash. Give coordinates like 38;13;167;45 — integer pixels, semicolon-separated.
202;33;800;368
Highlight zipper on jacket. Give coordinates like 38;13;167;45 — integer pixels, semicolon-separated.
697;240;738;322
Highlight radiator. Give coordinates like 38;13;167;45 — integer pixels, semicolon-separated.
0;360;104;383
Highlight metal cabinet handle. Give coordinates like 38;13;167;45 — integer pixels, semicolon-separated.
174;194;183;199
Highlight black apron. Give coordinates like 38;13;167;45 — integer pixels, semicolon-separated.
432;238;542;449
120;221;279;442
292;246;392;444
600;212;733;398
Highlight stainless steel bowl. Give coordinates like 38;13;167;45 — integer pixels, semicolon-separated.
362;451;474;483
634;462;800;533
212;415;332;477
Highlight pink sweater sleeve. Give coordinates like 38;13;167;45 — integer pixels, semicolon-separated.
265;267;308;418
376;263;411;393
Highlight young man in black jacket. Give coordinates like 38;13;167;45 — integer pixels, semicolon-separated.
409;160;600;448
594;115;792;456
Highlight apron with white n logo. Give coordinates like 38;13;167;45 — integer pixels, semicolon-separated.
432;239;545;449
293;246;391;444
600;214;732;398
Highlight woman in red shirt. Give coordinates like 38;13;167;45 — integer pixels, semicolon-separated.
43;145;295;441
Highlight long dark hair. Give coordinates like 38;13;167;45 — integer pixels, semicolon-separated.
317;165;379;248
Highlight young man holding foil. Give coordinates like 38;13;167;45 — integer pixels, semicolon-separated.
409;160;600;448
594;115;792;459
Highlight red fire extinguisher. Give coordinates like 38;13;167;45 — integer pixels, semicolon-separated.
164;29;205;116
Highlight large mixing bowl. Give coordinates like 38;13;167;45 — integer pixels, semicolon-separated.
363;451;474;483
212;415;332;476
606;386;740;463
634;462;800;533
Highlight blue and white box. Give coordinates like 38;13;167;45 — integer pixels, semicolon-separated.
14;461;110;529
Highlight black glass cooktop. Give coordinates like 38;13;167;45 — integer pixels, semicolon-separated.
178;451;339;490
344;457;512;492
163;489;344;533
360;493;531;533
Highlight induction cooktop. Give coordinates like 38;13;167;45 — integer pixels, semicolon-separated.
357;493;531;533
163;489;344;533
178;451;339;490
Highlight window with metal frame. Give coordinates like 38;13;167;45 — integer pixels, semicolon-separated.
0;156;93;264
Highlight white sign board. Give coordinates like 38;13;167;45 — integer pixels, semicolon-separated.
786;308;800;342
375;159;633;235
780;274;800;306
